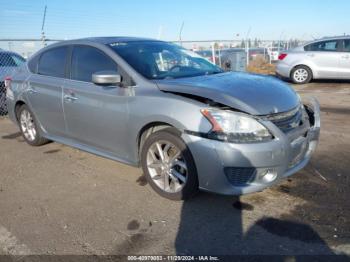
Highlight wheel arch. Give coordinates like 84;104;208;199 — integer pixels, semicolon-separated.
14;100;26;122
137;121;180;161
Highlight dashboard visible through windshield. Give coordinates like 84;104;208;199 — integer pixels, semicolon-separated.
108;41;223;80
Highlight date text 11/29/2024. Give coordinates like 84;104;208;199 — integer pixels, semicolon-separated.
127;255;219;261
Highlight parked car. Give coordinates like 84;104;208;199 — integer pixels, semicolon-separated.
267;47;280;62
276;36;350;84
0;50;26;115
6;37;320;200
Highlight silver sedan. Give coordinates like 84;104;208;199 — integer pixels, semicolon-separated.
276;36;350;84
6;37;320;200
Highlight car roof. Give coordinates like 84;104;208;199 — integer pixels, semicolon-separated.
304;35;350;46
59;36;163;45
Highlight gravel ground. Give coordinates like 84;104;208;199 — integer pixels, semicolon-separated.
0;81;349;257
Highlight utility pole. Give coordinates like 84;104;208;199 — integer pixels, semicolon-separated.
179;21;184;46
41;5;47;47
245;26;251;66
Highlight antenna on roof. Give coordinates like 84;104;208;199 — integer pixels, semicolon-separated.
41;5;47;47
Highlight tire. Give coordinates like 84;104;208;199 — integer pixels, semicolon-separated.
291;65;312;84
17;104;49;146
141;128;199;200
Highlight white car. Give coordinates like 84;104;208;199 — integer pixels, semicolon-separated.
276;36;350;84
268;47;280;62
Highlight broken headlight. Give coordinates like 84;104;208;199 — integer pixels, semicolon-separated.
201;108;272;143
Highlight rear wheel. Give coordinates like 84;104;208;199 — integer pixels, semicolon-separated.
291;65;312;84
17;104;49;146
141;128;198;200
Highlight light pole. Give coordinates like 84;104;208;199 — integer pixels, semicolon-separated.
211;42;216;65
41;5;47;47
179;21;184;46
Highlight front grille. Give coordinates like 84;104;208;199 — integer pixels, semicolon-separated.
224;167;256;186
264;106;304;133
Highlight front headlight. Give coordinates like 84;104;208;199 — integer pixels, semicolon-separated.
201;108;272;143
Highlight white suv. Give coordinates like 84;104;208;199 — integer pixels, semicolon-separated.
276;36;350;84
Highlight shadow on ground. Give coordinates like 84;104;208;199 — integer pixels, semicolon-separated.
175;192;337;256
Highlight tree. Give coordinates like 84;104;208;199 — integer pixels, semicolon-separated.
254;38;259;47
240;40;245;48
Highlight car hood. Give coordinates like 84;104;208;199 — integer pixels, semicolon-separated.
155;72;300;115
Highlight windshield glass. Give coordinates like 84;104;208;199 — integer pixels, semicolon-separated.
108;41;223;80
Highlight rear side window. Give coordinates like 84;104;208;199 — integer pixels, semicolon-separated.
71;46;117;82
304;40;339;52
343;39;350;52
38;47;68;78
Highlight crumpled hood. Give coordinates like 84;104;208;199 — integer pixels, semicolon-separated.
155;72;300;115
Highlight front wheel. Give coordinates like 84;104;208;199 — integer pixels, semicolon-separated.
291;65;312;84
141;128;198;200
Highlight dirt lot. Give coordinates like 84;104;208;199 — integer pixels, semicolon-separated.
0;81;349;257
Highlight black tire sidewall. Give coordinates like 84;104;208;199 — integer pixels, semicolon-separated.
141;128;199;200
291;66;312;84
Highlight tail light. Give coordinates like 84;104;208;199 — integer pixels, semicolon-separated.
4;76;12;89
278;53;287;60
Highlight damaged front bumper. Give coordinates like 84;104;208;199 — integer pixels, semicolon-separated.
182;97;321;195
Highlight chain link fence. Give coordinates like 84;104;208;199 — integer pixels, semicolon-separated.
0;50;27;116
0;40;57;116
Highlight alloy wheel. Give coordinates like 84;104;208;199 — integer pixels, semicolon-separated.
293;68;309;83
20;109;37;141
146;140;187;193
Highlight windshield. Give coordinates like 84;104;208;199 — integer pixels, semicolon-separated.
108;41;223;80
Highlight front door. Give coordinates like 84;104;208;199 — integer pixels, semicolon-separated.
63;45;131;161
305;39;342;78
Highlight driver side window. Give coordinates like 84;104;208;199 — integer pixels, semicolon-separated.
71;46;118;82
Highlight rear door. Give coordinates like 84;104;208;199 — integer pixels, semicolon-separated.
304;40;342;78
338;39;350;78
63;45;130;160
26;46;68;137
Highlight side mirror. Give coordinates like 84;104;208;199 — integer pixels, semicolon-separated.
92;71;121;86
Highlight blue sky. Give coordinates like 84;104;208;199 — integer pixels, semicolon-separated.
0;0;349;41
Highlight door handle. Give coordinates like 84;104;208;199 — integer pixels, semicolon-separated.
341;55;350;59
306;53;315;57
64;94;78;102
